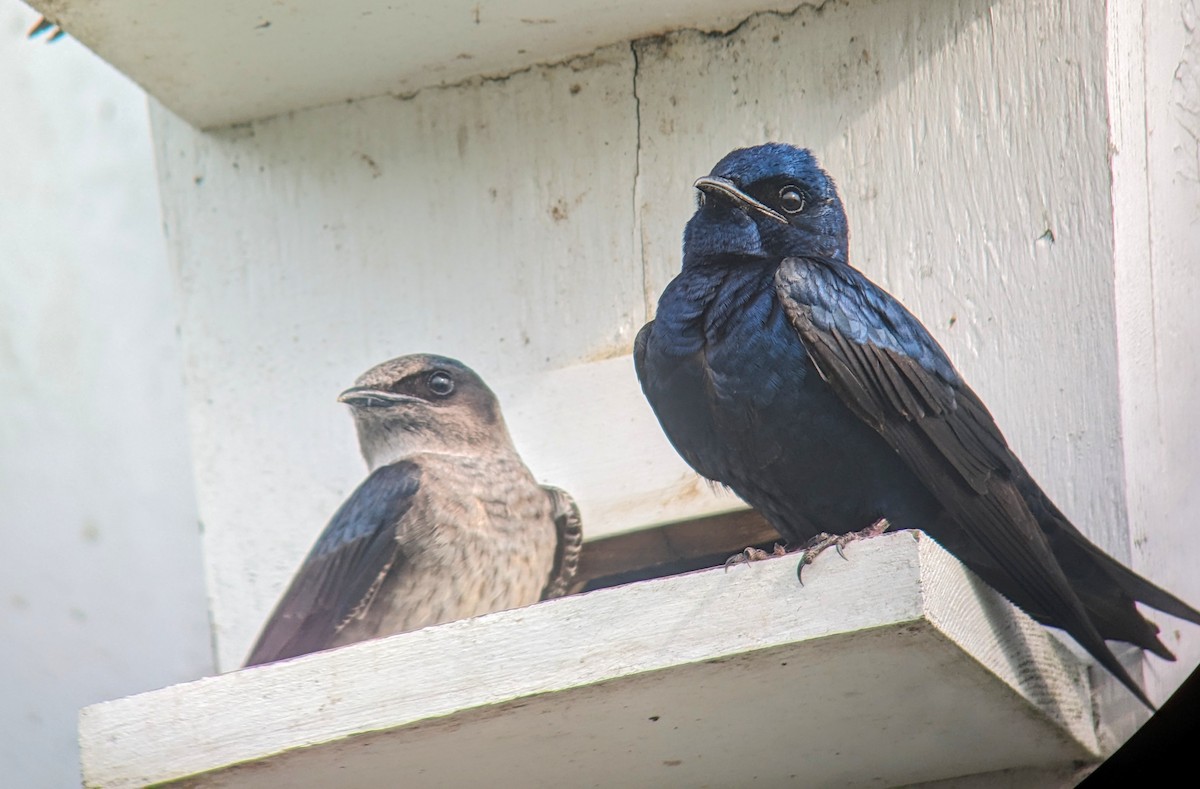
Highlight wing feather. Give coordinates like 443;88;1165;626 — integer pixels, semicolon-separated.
244;461;421;666
775;257;1152;708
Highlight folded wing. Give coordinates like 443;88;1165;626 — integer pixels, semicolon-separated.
244;461;422;666
775;256;1153;709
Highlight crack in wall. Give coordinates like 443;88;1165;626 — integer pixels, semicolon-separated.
388;47;625;103
631;41;648;322
347;3;821;113
625;1;829;319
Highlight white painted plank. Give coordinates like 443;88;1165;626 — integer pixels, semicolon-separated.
79;532;1099;789
1124;0;1200;705
29;0;805;128
1104;0;1164;737
149;50;647;670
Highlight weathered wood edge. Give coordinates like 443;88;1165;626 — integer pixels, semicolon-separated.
914;532;1101;757
79;530;1097;786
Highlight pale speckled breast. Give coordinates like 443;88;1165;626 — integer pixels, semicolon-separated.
333;451;558;645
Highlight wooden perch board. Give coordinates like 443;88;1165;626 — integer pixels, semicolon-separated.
80;531;1100;788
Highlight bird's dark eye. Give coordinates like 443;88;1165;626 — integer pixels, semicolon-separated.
779;187;806;214
427;371;455;397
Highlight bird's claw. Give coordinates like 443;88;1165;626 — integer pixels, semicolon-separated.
724;542;789;572
797;519;890;585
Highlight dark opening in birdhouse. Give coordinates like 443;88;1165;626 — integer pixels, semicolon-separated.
572;510;780;593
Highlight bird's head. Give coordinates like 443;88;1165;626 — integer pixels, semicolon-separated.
338;354;513;470
683;144;848;268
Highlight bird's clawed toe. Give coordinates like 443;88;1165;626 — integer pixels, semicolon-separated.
724;542;789;571
797;519;890;584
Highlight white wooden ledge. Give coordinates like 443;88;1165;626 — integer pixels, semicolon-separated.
30;0;805;128
79;531;1100;788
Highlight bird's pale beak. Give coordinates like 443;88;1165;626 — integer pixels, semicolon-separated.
694;176;789;225
337;387;419;408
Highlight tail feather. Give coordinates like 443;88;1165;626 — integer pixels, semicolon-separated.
928;508;1161;708
1026;489;1200;656
1077;536;1200;626
1076;585;1175;661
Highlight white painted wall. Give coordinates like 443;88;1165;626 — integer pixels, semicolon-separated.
0;4;213;785
1113;0;1200;705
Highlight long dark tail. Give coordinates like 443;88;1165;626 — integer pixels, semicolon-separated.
1029;491;1200;659
1052;525;1200;659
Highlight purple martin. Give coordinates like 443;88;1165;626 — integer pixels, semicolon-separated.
634;143;1200;709
245;354;582;666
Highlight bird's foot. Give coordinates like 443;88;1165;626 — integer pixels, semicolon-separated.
797;519;891;585
724;542;789;572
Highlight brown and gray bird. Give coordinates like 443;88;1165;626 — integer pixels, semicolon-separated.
245;354;582;667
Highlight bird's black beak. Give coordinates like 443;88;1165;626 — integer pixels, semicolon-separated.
337;387;419;408
694;176;789;225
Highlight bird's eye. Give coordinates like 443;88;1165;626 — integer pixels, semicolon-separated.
427;371;455;397
779;187;806;214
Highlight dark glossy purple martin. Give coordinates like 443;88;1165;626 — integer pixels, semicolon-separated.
634;143;1200;709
